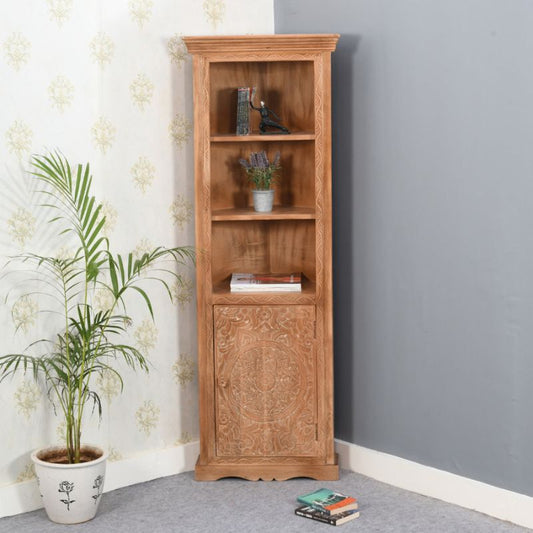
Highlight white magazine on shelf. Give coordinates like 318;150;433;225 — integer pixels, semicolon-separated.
230;272;302;292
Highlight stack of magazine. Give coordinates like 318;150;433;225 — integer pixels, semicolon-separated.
294;488;360;526
230;272;302;292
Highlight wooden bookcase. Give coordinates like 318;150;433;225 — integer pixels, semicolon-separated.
184;34;339;481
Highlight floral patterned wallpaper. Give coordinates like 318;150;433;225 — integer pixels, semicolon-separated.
0;0;273;490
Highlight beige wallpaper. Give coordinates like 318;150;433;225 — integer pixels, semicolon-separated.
0;0;274;489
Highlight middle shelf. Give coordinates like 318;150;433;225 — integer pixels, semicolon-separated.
211;206;315;221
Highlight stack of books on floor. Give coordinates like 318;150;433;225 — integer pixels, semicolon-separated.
230;272;302;292
295;488;360;526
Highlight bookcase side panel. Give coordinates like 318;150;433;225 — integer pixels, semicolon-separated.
311;52;336;463
319;51;336;463
192;54;216;464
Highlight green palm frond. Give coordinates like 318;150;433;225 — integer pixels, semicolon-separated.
31;151;108;280
107;246;195;318
0;150;195;464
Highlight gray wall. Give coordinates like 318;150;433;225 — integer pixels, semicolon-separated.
275;0;533;497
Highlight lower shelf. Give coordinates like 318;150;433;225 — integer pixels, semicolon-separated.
194;456;339;481
211;276;316;304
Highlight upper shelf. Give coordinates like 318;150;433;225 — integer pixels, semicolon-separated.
210;132;315;143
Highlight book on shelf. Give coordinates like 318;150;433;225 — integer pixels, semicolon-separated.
297;488;358;516
295;505;360;526
230;272;302;292
236;87;255;135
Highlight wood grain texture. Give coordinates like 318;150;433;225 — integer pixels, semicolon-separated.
210;220;316;285
185;34;339;481
211;206;315;221
183;34;339;54
209;61;314;134
210;140;315;211
210;133;315;142
214;306;317;457
195;459;339;481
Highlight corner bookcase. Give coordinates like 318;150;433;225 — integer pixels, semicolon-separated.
184;34;339;481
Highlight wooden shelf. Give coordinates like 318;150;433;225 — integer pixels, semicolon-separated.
210;132;315;142
212;276;316;304
211;206;315;221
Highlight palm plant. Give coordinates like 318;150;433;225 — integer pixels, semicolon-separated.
0;151;194;464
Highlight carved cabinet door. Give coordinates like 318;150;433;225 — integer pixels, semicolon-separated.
213;305;318;458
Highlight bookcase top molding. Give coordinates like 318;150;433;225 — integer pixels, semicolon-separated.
183;34;339;55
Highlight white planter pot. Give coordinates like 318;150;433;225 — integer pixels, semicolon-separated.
31;445;108;524
252;189;274;212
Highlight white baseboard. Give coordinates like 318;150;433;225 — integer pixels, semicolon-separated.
335;439;533;530
3;439;532;530
0;441;199;519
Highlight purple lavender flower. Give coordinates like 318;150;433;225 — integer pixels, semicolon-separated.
238;151;281;190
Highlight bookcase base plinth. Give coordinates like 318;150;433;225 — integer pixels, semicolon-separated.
194;456;339;481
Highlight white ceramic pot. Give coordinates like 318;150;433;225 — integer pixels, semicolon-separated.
252;189;274;212
31;445;108;524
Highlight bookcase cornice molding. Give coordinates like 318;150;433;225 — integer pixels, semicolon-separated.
183;34;339;55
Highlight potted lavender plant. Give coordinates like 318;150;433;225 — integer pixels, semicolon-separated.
239;150;281;212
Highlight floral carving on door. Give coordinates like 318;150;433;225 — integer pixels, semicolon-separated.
214;305;317;457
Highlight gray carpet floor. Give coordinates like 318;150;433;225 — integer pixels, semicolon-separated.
0;470;530;532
